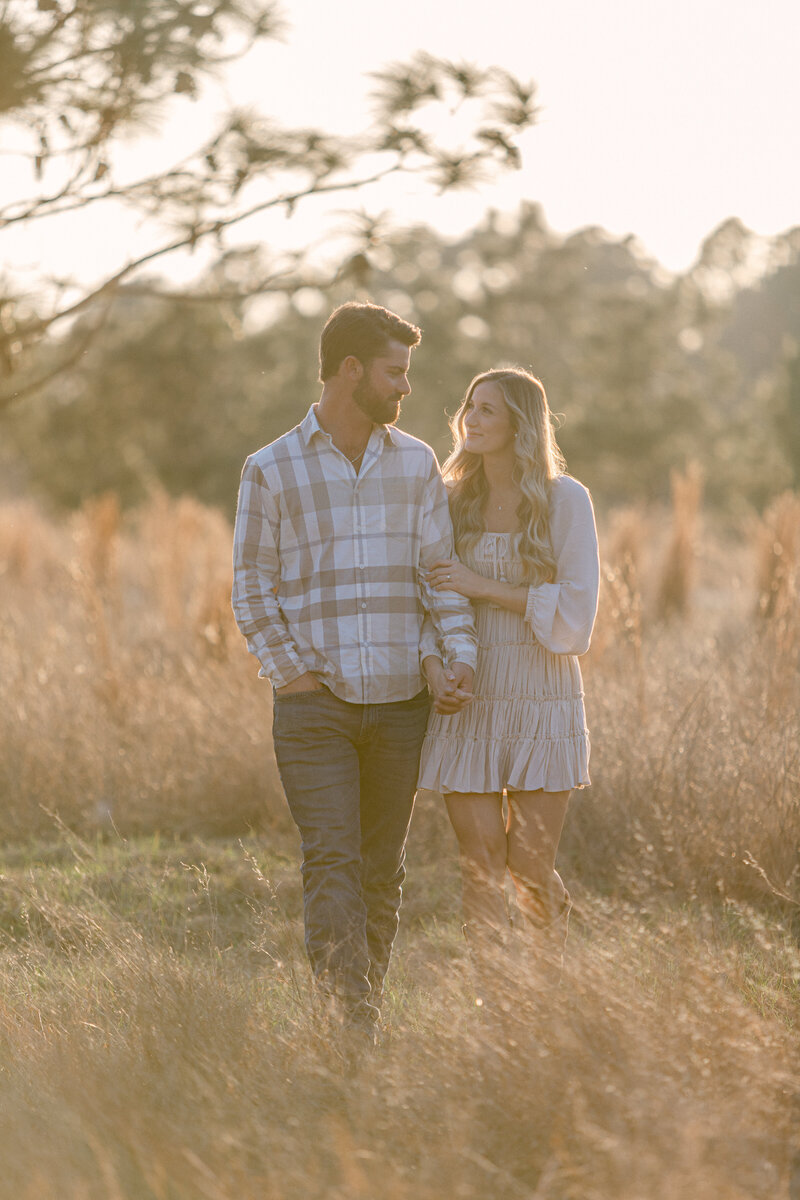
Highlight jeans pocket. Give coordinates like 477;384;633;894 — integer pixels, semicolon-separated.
273;685;328;704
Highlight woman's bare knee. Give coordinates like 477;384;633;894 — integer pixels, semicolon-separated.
446;793;506;872
509;865;568;924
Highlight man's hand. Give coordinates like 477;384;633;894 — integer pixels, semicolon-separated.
275;672;324;697
423;656;474;715
449;661;475;698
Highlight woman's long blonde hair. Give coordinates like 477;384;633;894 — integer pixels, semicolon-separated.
443;367;566;584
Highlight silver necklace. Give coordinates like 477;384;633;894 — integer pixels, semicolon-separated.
337;435;370;463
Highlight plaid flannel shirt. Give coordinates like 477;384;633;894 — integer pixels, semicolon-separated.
231;405;477;704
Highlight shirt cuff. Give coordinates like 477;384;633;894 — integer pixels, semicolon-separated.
525;583;558;641
442;636;478;671
254;643;308;689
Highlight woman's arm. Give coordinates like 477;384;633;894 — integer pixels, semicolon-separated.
426;560;527;612
524;478;599;654
426;477;599;655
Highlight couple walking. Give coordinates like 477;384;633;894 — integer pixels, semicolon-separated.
231;301;599;1036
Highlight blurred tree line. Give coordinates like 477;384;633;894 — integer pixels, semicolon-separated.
3;1;795;519
2;205;798;517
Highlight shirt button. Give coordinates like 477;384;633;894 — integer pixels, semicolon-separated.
361;603;367;609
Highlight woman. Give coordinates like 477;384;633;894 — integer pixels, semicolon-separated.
418;367;599;970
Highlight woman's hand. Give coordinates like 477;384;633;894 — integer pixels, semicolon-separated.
426;559;488;601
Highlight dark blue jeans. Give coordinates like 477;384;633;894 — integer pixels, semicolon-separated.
272;685;430;1026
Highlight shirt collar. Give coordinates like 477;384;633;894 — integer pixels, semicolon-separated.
300;404;398;449
299;405;324;446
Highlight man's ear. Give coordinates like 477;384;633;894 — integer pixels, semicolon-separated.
341;355;364;382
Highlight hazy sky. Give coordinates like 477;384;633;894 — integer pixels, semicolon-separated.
231;0;800;268
6;0;800;291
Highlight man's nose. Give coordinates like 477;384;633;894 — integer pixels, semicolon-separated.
399;376;410;395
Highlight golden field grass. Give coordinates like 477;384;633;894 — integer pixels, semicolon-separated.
0;485;798;1198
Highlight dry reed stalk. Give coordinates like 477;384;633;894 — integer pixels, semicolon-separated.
133;488;236;647
0;499;63;583
136;486;192;630
57;495;127;740
756;491;800;620
192;523;238;660
195;573;236;658
607;504;647;579
587;508;646;713
753;491;800;709
601;555;643;653
595;557;645;713
0;503;34;581
74;491;120;590
655;461;704;620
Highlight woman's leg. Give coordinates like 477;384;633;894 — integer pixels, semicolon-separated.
506;789;571;927
444;792;509;940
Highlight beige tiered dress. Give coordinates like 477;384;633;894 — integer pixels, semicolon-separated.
417;475;600;796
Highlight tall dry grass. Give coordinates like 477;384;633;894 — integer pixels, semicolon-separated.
0;490;799;1197
0;491;284;839
0;836;797;1199
654;461;704;621
580;490;799;913
1;488;798;906
754;490;800;713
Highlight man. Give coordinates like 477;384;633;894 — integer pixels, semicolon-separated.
232;301;476;1036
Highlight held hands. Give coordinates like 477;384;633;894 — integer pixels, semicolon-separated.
426;559;488;601
422;656;474;715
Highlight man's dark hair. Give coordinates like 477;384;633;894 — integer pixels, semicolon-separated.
319;302;421;381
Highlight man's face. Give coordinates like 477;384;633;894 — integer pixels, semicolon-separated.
352;340;412;425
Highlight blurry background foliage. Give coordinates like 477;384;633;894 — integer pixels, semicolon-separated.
1;0;536;496
0;1;798;516
3;209;799;517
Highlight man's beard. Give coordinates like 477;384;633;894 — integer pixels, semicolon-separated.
353;378;402;425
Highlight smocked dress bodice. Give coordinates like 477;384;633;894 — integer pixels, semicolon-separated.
418;476;599;795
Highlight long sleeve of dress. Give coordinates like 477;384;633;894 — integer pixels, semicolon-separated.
524;476;600;655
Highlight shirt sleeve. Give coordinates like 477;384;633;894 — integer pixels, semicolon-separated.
418;613;441;665
231;456;308;687
418;460;478;670
524;478;600;655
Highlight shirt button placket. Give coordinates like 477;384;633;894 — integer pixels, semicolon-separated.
355;501;370;683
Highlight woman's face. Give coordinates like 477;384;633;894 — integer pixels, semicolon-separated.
461;381;515;457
